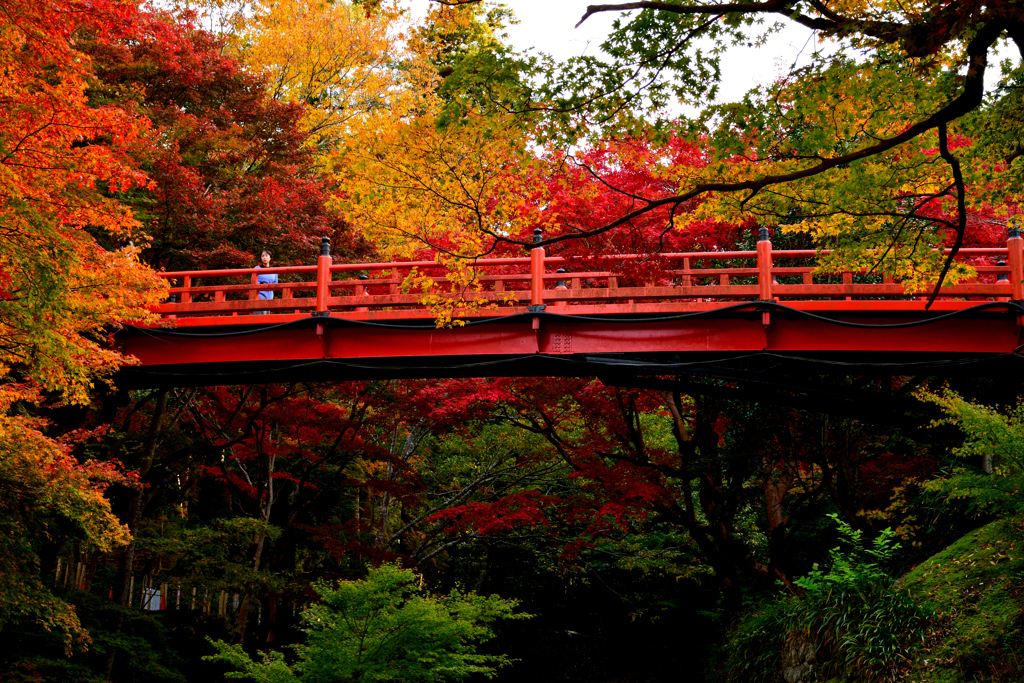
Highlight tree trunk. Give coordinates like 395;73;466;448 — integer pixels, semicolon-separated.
764;466;794;585
115;390;168;606
372;420;427;560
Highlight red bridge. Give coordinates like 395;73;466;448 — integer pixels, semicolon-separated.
116;230;1024;389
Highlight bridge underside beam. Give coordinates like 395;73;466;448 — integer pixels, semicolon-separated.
115;310;1024;388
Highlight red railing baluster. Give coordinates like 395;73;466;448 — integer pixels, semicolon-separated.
553;268;568;307
1009;227;1023;301
530;229;545;307
356;274;369;313
757;228;773;300
315;237;332;314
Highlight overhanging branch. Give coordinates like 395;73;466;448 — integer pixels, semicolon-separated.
500;19;1002;251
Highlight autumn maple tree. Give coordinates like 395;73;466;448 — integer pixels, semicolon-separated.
84;8;355;270
0;0;165;402
235;0;419;150
0;385;132;655
0;0;164;662
546;3;1024;233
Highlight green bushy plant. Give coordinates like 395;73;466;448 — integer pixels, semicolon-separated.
719;597;792;683
918;388;1024;518
720;514;931;683
790;514;931;682
206;563;526;682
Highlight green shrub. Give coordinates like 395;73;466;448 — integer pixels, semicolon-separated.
206;563;526;682
919;388;1024;519
790;514;931;681
720;515;931;683
719;597;792;683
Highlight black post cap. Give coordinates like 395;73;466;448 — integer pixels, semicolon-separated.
358;274;368;280
533;228;543;244
1010;227;1021;240
320;236;331;256
758;227;770;242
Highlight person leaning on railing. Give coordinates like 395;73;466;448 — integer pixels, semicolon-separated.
255;249;277;314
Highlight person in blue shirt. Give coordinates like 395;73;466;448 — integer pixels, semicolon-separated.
255;250;277;313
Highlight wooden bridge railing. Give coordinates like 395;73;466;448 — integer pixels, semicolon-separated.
153;229;1024;325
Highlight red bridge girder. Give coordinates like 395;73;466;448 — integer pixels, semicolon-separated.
116;302;1024;388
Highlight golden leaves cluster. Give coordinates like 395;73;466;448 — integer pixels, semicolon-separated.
0;385;131;653
237;0;433;148
333;109;552;260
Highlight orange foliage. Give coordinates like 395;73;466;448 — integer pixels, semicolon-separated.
0;0;165;403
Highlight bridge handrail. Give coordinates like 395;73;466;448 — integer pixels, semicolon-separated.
155;247;1014;281
152;231;1024;322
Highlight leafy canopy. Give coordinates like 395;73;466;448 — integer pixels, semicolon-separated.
336;0;1024;299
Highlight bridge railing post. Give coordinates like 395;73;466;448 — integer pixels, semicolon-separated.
530;228;545;307
553;268;568;307
757;227;773;301
315;237;332;314
356;274;369;312
1009;227;1023;301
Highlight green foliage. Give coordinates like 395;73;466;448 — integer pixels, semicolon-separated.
206;563;526;682
720;515;931;683
919;389;1024;518
901;515;1024;682
719;597;792;683
789;515;931;681
1;588;187;683
136;517;285;597
0;402;130;657
534;6;756;142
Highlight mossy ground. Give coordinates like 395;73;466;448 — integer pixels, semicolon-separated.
901;515;1024;682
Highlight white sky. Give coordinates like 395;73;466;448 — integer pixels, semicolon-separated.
412;1;1015;107
500;1;820;105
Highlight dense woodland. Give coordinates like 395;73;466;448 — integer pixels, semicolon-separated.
4;1;1024;681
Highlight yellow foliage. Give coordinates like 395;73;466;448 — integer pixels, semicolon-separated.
400;257;517;328
237;0;431;147
332;109;553;260
670;53;985;288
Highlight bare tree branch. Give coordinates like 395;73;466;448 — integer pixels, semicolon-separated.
925;121;968;309
499;19;1002;251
